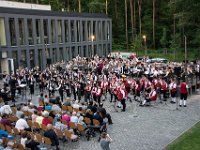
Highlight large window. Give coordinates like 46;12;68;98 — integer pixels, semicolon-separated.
93;21;96;41
51;20;56;43
72;47;76;58
43;19;48;44
64;20;69;42
76;21;80;42
97;21;101;41
107;21;110;40
27;19;34;45
0;17;6;46
59;48;64;61
102;21;106;40
30;49;35;69
83;46;87;57
9;18;16;46
12;51;18;69
87;21;92;41
58;20;62;43
82;21;86;41
36;19;42;44
20;50;27;68
71;20;75;42
38;49;43;69
52;48;57;63
18;18;25;45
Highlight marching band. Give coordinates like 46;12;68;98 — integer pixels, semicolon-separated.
0;55;198;111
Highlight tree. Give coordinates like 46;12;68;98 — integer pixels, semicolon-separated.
160;28;168;54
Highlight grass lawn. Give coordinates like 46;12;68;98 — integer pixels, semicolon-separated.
165;121;200;150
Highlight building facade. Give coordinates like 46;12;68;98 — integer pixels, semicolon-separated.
0;7;112;71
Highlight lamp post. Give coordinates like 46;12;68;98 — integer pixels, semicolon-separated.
91;35;95;57
142;35;147;56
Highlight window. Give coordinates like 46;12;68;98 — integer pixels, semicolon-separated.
72;47;76;58
87;21;91;41
102;21;106;40
36;19;42;44
18;18;25;45
0;17;6;46
27;19;34;45
64;20;69;42
20;50;27;68
30;50;35;69
107;21;110;40
58;20;62;43
97;21;101;41
12;51;18;69
76;20;80;42
51;20;56;43
43;19;48;44
82;21;86;41
38;49;43;69
9;18;16;46
71;20;75;42
52;48;57;63
59;48;64;61
93;21;96;41
83;46;87;57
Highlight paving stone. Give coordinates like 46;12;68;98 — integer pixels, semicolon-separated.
1;80;200;150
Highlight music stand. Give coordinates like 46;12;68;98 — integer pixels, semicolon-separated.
19;84;27;104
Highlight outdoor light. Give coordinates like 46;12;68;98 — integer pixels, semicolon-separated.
142;35;147;56
142;35;146;40
91;35;95;41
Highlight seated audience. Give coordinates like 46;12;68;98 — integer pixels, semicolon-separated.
0;114;12;127
42;111;52;126
15;114;30;131
44;124;59;150
25;134;40;150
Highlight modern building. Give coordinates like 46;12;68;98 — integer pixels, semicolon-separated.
0;2;112;73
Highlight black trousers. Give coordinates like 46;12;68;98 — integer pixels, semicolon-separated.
59;91;64;102
121;98;126;111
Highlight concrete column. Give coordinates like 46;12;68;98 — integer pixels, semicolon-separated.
32;18;38;66
24;18;30;69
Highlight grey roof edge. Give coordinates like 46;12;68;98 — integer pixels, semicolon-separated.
0;7;110;19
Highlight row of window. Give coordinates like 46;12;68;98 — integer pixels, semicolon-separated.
11;44;110;69
0;17;111;46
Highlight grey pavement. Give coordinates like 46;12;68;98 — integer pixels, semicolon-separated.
1;82;200;150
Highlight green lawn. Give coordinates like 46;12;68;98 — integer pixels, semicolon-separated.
166;121;200;150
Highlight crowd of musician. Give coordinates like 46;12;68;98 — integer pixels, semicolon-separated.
0;54;200;110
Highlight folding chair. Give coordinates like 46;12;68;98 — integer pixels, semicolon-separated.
64;130;78;142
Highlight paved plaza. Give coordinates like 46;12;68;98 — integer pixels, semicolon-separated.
1;81;200;150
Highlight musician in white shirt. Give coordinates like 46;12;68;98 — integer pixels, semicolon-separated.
169;78;177;103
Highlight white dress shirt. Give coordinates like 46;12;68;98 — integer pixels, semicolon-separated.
15;118;29;130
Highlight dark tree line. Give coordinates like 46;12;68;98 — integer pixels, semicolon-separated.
9;0;200;54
